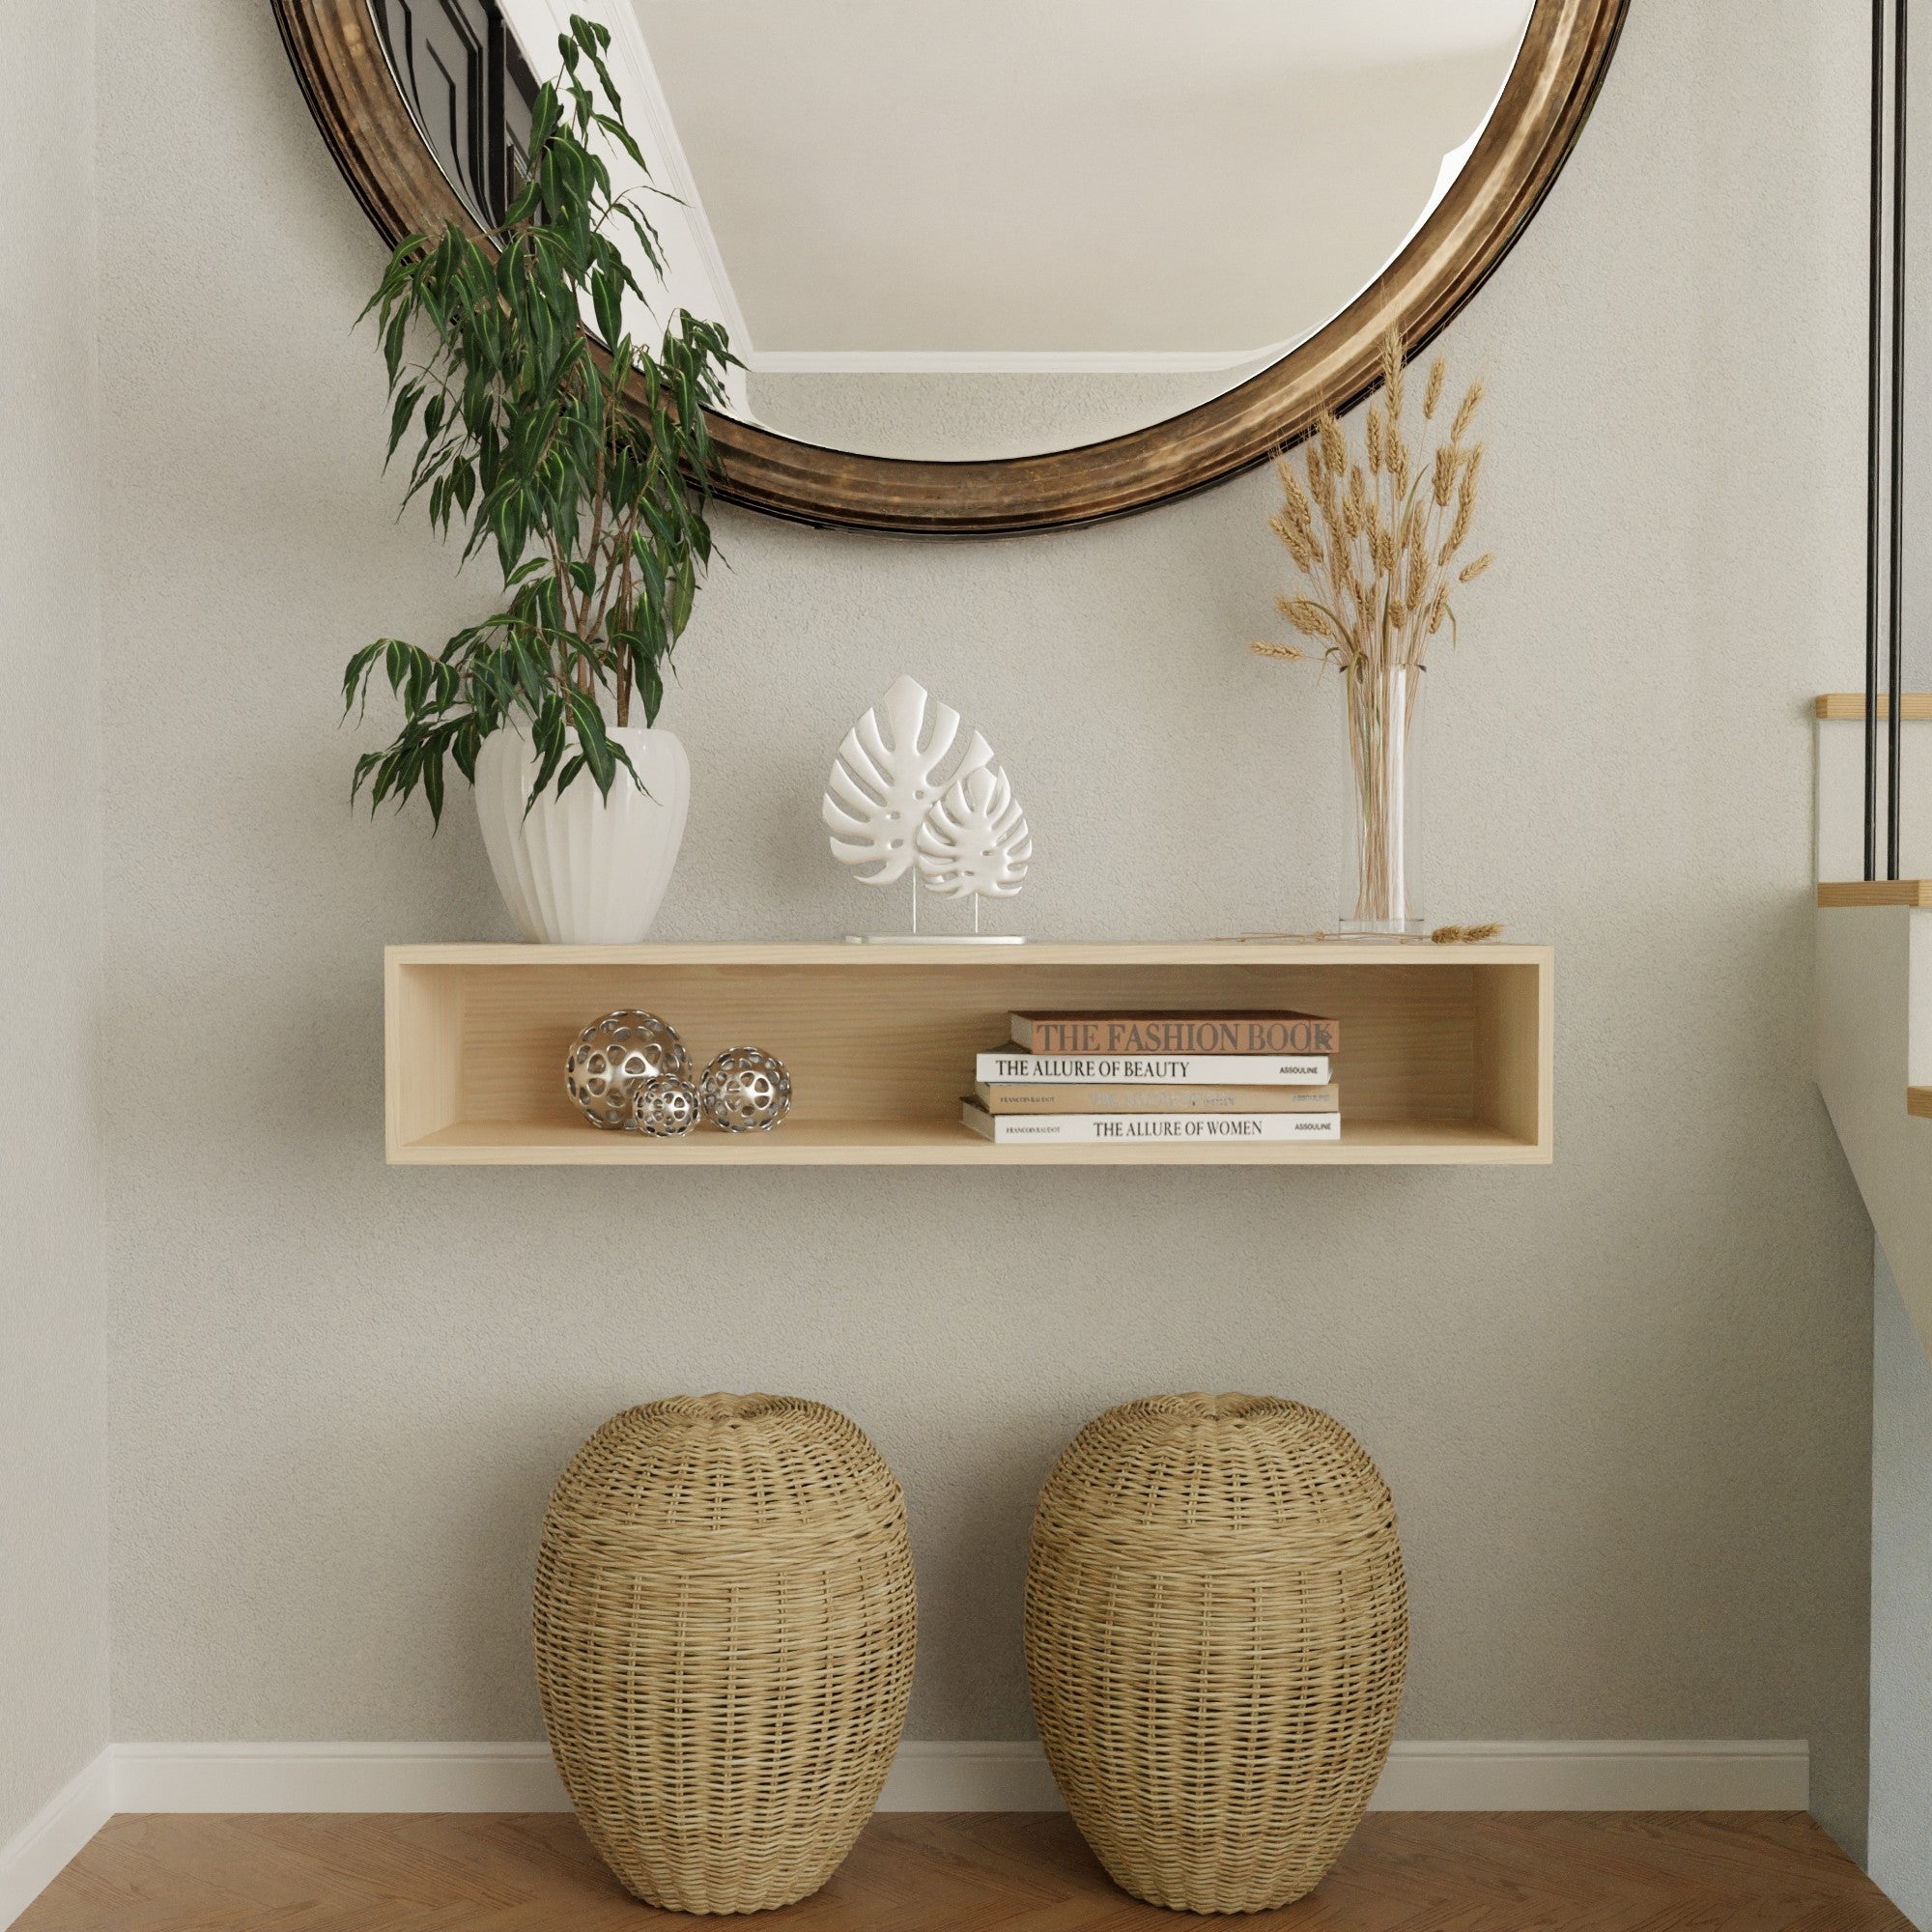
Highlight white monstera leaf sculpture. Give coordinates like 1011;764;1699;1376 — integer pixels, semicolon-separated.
916;764;1032;899
823;675;991;885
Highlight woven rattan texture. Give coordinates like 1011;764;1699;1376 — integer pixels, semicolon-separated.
532;1395;917;1914
1024;1393;1407;1914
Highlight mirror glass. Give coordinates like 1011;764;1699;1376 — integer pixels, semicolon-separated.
378;0;1536;463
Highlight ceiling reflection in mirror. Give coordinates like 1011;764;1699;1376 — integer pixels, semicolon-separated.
377;0;1536;462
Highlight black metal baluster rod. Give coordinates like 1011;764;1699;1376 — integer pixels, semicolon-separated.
1869;0;1888;881
1890;0;1910;880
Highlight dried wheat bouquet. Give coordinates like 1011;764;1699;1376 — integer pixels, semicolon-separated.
1253;327;1492;683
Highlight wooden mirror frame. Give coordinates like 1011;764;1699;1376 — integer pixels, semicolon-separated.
275;0;1628;536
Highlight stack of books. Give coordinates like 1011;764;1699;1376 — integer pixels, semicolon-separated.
960;1009;1341;1144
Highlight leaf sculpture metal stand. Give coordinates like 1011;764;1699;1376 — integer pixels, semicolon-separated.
822;675;1032;942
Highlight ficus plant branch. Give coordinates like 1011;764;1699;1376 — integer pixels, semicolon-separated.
342;13;736;825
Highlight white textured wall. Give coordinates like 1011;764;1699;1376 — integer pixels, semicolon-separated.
97;0;1878;1850
1871;1247;1932;1924
0;0;108;1850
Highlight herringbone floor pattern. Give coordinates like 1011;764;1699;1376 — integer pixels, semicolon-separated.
17;1809;1909;1932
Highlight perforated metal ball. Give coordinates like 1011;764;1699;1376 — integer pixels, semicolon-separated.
699;1047;792;1133
564;1010;688;1131
634;1075;700;1138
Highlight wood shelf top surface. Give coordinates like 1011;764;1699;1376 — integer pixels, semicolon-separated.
388;939;1551;970
397;1115;1545;1167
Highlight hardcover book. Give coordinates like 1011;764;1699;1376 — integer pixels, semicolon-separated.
1009;1009;1340;1056
976;1081;1340;1116
961;1100;1341;1144
975;1052;1330;1086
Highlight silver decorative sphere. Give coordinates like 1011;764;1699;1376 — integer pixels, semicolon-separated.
699;1046;792;1133
635;1074;701;1138
564;1010;688;1131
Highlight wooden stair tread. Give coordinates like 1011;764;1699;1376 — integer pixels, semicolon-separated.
1907;1088;1932;1119
1816;693;1932;719
1817;881;1932;907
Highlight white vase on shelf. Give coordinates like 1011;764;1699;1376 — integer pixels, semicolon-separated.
472;724;689;944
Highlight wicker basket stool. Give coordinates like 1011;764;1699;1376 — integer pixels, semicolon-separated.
1024;1393;1406;1914
533;1395;917;1914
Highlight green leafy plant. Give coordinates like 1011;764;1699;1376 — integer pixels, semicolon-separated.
343;14;735;825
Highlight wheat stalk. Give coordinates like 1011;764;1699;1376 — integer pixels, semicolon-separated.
1440;445;1483;564
1451;379;1485;442
1381;329;1406;422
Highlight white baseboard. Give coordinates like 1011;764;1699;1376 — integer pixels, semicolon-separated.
100;1735;1809;1816
887;1739;1811;1814
881;1742;1065;1810
0;1748;114;1932
1368;1739;1808;1811
113;1742;571;1815
1;1736;1811;1927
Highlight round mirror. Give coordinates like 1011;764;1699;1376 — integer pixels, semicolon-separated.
276;0;1626;532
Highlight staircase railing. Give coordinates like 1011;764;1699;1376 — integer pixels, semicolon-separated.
1869;0;1909;880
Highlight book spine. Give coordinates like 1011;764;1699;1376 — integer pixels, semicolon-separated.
1013;1014;1340;1055
978;1083;1340;1115
963;1103;1341;1144
976;1053;1330;1085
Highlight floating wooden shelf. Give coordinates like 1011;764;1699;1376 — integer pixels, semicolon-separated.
385;942;1554;1166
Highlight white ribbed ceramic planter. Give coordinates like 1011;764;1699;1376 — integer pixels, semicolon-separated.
473;724;689;944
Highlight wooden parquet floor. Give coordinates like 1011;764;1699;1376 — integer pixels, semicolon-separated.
16;1809;1910;1932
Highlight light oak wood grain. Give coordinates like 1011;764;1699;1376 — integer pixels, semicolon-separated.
384;962;463;1157
385;943;1552;1167
1814;693;1932;720
1471;961;1551;1150
1817;881;1932;907
15;1809;1909;1931
1907;1087;1932;1120
401;1115;1543;1167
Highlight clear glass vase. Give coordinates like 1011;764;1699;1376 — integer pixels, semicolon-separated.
1341;662;1423;939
